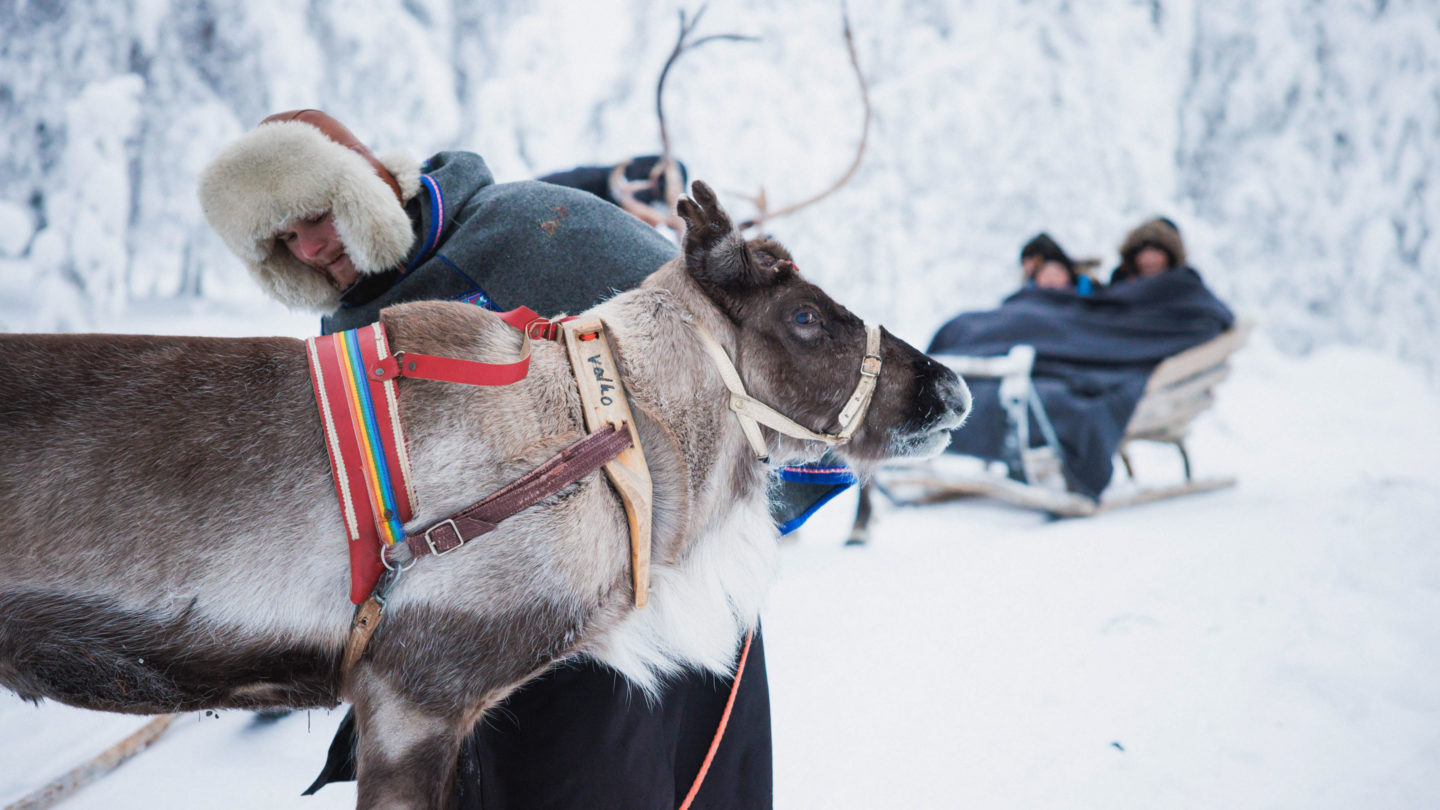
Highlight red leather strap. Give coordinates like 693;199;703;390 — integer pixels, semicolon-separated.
307;323;415;604
496;306;572;340
372;350;530;386
368;307;571;386
387;425;634;564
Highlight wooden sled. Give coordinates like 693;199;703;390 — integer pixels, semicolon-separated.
848;323;1251;541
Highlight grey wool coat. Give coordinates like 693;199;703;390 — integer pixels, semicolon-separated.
322;151;678;334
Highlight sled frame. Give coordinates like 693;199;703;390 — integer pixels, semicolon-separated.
848;323;1251;540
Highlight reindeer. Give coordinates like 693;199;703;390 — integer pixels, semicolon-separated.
0;184;968;809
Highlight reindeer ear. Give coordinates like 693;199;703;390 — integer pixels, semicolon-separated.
678;180;761;290
747;236;796;276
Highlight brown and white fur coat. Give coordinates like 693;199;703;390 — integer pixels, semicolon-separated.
0;184;968;808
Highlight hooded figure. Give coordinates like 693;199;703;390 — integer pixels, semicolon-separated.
198;109;421;313
1020;232;1072;270
1019;231;1093;295
1112;216;1187;284
198;109;687;334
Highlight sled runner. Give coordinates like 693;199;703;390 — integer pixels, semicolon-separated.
850;323;1251;536
4;714;176;810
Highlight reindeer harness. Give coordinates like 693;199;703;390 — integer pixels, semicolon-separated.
306;307;554;605
306;307;884;677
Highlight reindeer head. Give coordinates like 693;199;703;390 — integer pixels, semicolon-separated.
674;182;969;467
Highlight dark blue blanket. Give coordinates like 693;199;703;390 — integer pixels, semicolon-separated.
928;268;1234;499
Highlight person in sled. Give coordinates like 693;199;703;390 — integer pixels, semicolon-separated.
1108;216;1185;284
929;215;1232;500
1018;232;1093;295
198;109;824;809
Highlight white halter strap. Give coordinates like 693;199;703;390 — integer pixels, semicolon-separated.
695;323;884;461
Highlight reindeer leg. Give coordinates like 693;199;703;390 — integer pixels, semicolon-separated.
350;676;468;810
847;480;874;546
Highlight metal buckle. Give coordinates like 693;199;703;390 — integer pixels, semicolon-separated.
860;354;882;378
424;518;463;556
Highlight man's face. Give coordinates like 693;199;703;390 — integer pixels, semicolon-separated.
1134;246;1172;278
1033;261;1072;290
278;212;358;290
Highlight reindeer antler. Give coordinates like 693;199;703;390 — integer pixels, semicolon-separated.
739;3;871;231
613;4;871;234
609;5;757;233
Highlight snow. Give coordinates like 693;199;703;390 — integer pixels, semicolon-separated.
3;1;1440;807
0;200;34;258
2;331;1438;808
770;336;1440;810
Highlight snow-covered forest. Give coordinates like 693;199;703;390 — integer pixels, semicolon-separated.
3;2;1440;809
2;0;1438;371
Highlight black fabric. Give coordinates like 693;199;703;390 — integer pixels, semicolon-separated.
928;268;1234;499
337;268;401;308
539;155;688;207
769;478;846;530
463;632;770;810
306;633;772;810
768;451;855;535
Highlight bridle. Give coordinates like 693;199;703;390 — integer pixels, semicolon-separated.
694;323;883;462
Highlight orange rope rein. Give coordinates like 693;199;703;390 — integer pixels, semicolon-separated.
677;628;755;810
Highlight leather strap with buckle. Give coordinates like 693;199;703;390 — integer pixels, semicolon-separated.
384;425;633;567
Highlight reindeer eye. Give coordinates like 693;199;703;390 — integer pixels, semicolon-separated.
794;310;817;325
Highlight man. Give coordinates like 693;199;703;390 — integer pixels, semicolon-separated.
1110;216;1186;283
198;109;774;809
1018;231;1092;294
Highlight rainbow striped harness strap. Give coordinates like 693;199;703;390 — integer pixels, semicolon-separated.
306;306;562;604
307;324;418;605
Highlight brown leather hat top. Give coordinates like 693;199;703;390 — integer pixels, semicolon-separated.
260;109;403;203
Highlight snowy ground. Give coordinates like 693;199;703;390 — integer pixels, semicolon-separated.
2;314;1438;809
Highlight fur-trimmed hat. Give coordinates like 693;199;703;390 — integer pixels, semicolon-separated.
198;110;423;312
1115;217;1186;282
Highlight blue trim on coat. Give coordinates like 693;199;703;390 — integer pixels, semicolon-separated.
451;286;500;311
405;175;444;272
